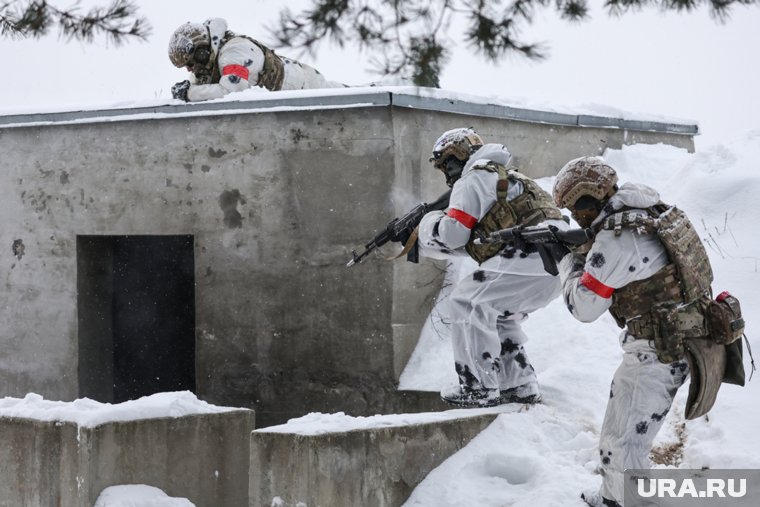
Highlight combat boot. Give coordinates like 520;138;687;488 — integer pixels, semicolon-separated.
581;491;622;507
500;381;542;404
439;385;502;408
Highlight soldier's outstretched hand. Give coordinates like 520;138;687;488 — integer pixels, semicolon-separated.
172;80;191;102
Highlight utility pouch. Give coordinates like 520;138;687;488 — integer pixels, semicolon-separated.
653;303;685;364
705;291;745;345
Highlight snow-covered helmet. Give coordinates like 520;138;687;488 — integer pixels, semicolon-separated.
552;156;618;210
429;127;484;186
168;22;211;69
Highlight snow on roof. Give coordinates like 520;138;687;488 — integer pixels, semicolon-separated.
0;391;245;428
0;86;698;134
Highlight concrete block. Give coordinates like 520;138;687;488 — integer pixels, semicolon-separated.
0;410;254;507
250;411;500;507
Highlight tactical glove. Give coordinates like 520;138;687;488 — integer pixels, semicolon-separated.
172;80;191;102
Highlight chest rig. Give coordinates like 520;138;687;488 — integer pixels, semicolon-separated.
465;163;562;264
600;204;714;362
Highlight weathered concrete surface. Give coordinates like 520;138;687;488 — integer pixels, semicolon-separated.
0;89;696;426
250;412;499;507
0;410;254;507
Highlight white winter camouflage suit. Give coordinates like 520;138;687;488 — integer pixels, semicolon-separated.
180;18;345;102
418;144;564;396
558;182;690;505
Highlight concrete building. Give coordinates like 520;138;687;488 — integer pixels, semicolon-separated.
0;87;697;427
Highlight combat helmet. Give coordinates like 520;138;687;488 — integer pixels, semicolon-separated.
429;127;484;187
168;22;212;70
553;156;618;209
553;156;618;227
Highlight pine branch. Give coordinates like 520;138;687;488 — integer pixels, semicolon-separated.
1;0;151;44
605;0;753;20
271;0;759;86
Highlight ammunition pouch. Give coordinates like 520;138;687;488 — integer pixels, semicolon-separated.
626;293;747;420
652;304;686;364
704;291;745;345
609;264;683;329
466;164;562;264
626;302;707;363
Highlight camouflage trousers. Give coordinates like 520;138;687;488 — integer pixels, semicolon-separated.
598;336;690;504
447;268;560;392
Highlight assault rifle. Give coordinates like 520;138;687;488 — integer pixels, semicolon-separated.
476;224;594;276
347;189;452;267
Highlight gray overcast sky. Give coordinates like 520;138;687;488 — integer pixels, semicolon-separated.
2;0;759;148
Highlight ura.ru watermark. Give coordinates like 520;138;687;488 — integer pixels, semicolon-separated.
637;477;745;498
625;469;760;506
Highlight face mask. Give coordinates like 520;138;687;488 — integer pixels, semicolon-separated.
570;195;601;228
440;156;465;187
193;46;211;65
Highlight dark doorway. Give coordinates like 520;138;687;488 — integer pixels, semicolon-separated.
78;236;196;403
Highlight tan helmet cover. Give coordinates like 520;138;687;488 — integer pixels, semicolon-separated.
553;156;618;209
684;337;726;420
429;127;484;170
168;22;209;68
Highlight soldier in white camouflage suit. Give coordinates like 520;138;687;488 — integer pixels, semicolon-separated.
552;156;725;507
416;127;568;408
167;18;345;102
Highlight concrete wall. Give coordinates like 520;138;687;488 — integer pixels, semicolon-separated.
0;410;254;507
250;413;499;507
0;90;696;426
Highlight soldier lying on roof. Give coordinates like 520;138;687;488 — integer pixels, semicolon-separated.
168;18;346;102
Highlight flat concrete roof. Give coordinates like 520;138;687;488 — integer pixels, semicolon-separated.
0;87;698;135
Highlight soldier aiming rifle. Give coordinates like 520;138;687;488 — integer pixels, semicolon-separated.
364;127;569;407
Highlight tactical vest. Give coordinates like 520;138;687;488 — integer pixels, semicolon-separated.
600;204;714;362
196;32;285;91
465;163;563;264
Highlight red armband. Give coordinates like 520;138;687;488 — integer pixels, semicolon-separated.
580;272;614;299
447;208;477;229
222;64;250;81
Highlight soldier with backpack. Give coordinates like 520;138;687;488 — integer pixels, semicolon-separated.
552;156;746;507
167;18;345;102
